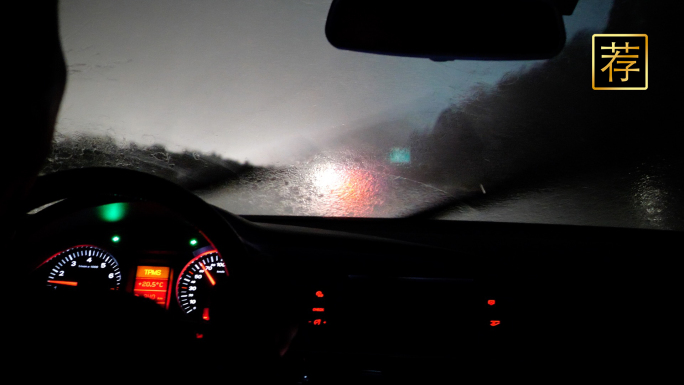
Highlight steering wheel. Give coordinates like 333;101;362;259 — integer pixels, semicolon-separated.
21;167;245;258
9;168;292;383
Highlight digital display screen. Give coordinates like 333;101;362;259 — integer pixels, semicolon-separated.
134;266;172;308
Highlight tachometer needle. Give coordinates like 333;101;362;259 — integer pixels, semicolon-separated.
48;280;78;287
199;262;216;286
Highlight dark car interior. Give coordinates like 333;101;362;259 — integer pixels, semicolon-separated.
13;167;676;383
6;1;679;383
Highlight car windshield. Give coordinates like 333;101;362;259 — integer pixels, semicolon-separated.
46;0;682;230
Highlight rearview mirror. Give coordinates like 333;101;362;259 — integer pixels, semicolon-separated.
325;0;569;60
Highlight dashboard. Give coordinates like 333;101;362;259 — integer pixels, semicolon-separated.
11;168;674;383
30;200;228;321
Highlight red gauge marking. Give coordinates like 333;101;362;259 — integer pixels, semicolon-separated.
36;244;106;270
48;280;78;287
199;262;216;286
175;249;228;316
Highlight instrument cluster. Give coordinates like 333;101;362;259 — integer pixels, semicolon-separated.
29;200;230;322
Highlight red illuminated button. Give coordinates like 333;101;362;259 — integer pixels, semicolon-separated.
490;320;501;327
312;307;325;312
315;291;324;298
487;299;496;306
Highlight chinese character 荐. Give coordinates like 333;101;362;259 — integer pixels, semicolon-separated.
601;41;640;82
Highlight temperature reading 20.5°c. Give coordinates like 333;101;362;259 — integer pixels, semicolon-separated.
46;245;122;290
176;250;228;319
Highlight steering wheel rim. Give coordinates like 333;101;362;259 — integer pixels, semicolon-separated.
21;167;248;274
12;167;291;382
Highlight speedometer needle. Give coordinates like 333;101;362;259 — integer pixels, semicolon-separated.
48;280;78;287
199;262;216;286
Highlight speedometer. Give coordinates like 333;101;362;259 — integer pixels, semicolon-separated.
176;249;228;319
45;245;122;290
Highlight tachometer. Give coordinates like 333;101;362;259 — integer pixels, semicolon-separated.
176;249;228;319
45;245;122;290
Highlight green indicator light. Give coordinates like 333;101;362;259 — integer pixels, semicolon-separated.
98;203;129;222
111;235;121;243
190;239;198;246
